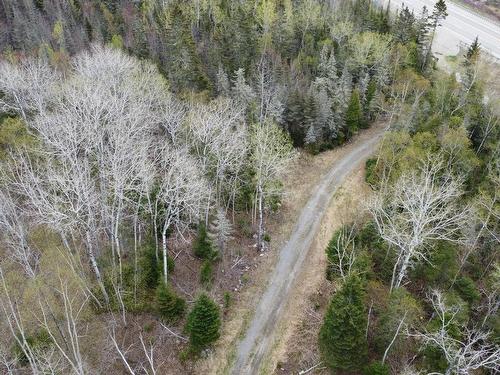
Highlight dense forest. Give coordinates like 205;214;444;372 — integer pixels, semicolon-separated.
0;0;498;374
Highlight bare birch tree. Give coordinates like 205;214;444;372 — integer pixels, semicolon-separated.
0;57;57;120
326;225;357;281
1;46;185;305
0;190;39;278
186;98;247;211
370;156;469;290
36;273;90;375
109;327;161;375
156;146;208;284
250;121;295;251
6;151;109;303
409;290;500;375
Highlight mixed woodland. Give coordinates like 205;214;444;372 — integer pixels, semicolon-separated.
0;0;498;373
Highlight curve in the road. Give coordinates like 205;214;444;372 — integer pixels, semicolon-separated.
231;127;385;375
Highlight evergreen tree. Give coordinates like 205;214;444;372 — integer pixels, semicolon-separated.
209;208;233;253
200;260;213;287
303;92;319;141
84;18;93;42
34;0;44;12
422;0;448;70
464;36;480;65
365;78;377;113
304;124;319;146
339;65;352;109
359;71;370;105
140;243;174;289
140;244;160;289
156;284;186;323
370;5;390;33
185;294;221;352
345;89;363;138
164;3;209;91
232;68;255;109
318;45;337;84
284;90;308;147
363;362;390;375
393;6;416;44
318;44;330;76
319;276;368;372
216;65;230;96
193;222;215;260
415;6;430;72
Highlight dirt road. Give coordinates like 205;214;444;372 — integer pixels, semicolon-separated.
230;127;385;374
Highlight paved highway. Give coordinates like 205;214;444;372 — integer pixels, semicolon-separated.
384;0;500;59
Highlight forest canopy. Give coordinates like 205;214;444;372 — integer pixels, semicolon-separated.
0;0;498;374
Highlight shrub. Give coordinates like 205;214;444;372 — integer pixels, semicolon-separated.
356;221;385;251
422;345;448;374
200;260;213;287
419;114;442;133
363;362;390;375
223;292;232;309
325;226;372;281
156;284;186;323
143;323;154;333
237;217;253;238
412;241;458;288
325;226;353;281
454;276;480;305
365;158;379;187
185;294;221;353
373;288;421;358
12;329;52;366
319;276;368;372
357;223;393;283
140;243;174;289
193;222;215;259
426;292;469;340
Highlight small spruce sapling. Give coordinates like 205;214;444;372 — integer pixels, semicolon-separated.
156;284;186;323
185;294;221;353
193;222;216;260
209;208;233;254
200;260;213;287
345;89;362;139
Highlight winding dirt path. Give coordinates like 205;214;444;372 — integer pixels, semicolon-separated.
230;127;385;374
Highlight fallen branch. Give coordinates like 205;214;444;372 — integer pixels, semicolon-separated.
299;362;323;375
231;256;244;269
305;307;321;322
171;280;194;299
108;328;135;375
160;323;188;342
173;249;182;260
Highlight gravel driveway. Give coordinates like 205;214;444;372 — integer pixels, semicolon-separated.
231;128;385;374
